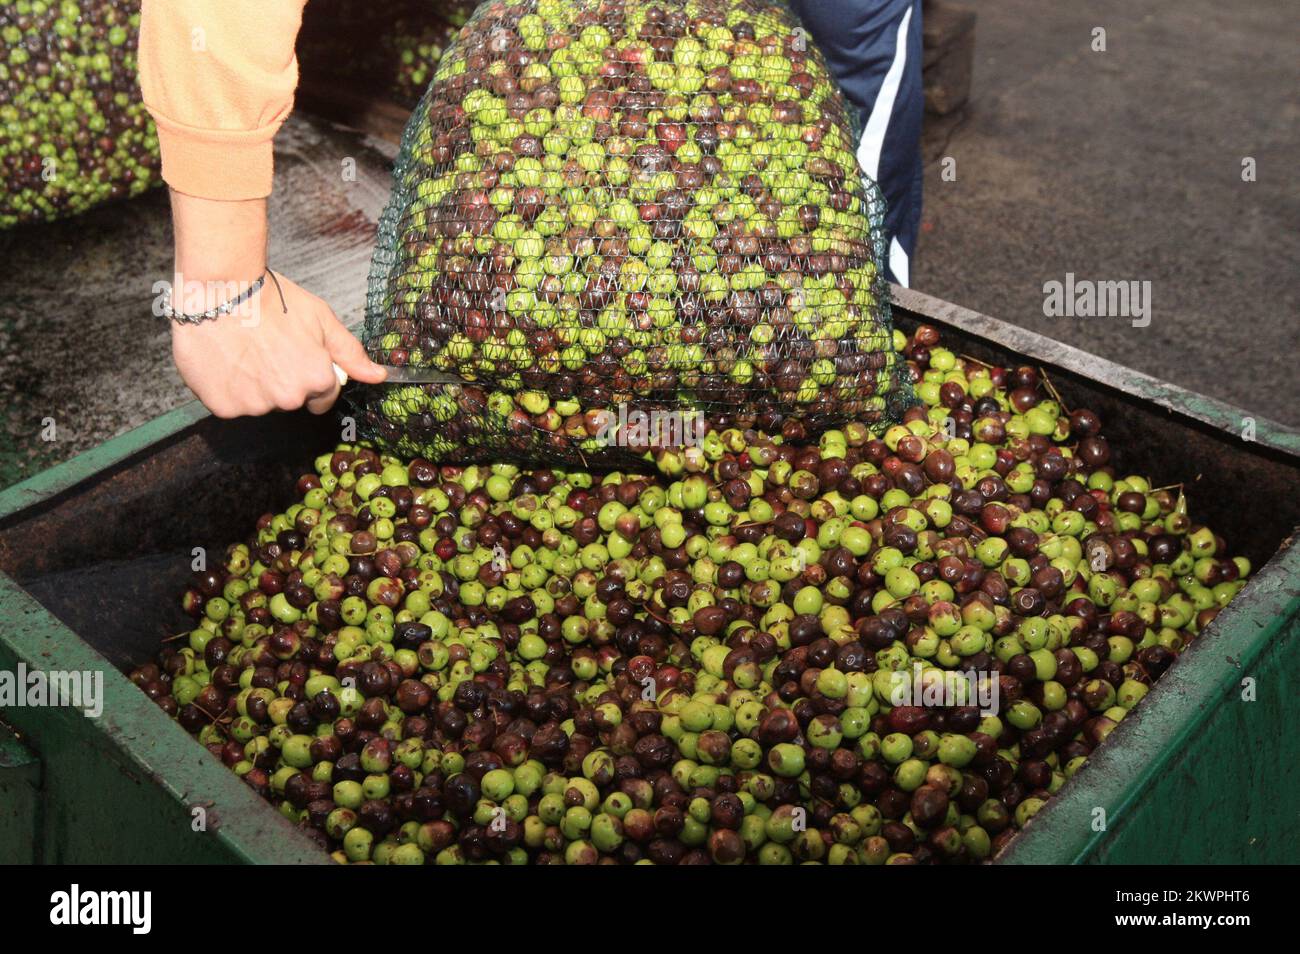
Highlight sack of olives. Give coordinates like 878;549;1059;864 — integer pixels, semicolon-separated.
0;0;161;228
357;0;913;467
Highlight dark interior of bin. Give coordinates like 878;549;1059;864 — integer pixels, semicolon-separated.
0;305;1296;678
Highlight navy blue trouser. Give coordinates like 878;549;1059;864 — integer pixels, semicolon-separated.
791;0;924;286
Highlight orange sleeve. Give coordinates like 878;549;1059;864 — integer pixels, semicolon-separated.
139;0;308;200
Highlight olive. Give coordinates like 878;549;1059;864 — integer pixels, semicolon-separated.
132;308;1246;865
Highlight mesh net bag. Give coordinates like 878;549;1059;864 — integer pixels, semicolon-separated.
0;0;161;228
357;0;914;467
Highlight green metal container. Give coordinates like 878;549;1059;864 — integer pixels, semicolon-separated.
1;288;1296;864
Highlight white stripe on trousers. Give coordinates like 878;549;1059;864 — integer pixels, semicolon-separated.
889;235;909;288
856;3;914;287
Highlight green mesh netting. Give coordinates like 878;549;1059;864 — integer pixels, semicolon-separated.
355;0;914;467
0;0;161;229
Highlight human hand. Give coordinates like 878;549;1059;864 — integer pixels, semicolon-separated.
166;191;386;417
171;272;387;417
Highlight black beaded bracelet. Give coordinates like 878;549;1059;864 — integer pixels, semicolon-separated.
162;270;288;325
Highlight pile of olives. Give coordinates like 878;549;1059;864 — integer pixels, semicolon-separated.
1;0;161;228
132;322;1250;864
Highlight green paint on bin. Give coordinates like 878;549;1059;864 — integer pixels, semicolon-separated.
0;722;41;864
0;572;328;864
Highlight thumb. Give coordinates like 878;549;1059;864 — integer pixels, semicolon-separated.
323;314;388;384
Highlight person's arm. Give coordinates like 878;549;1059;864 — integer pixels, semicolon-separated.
139;0;385;417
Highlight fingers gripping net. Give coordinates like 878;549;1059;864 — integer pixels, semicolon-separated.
358;0;914;467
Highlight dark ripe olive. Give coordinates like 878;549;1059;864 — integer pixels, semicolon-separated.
1138;645;1176;679
1065;596;1100;630
309;734;342;764
1115;491;1145;514
977;475;1007;502
1077;436;1111;469
191;683;225;716
331;753;366;786
286;701;314;733
882;523;918;554
1054;650;1082;687
950;489;982;517
1031;565;1065;599
443;773;481;819
646;839;685;866
692;605;727;636
284;772;312;808
1009;386;1039;413
1107;610;1144;639
924;448;955;483
774;510;807;542
887;706;931;734
393;621;432;651
357;799;396;837
958;773;990;812
192;568;225;599
715;560;746;589
835;641;870;672
1018;759;1052;790
1110;536;1138;569
1034;454;1066;486
373;549;402;579
1006;526;1039;557
757;708;800;745
1095;659;1125;688
709;793;745;831
1012;587;1045;617
530;723;570;765
357;661;391;698
1149;534;1181;564
910;784;950;828
971;733;1001;769
1070;493;1099;519
980;504;1010;535
500;595;537;624
395;679;433;714
881;819;917;852
1070;408;1102;437
178;703;210;734
1041;710;1072;744
948;706;980;734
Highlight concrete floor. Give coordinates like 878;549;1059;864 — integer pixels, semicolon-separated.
915;0;1299;426
0;118;395;489
2;0;1296;490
